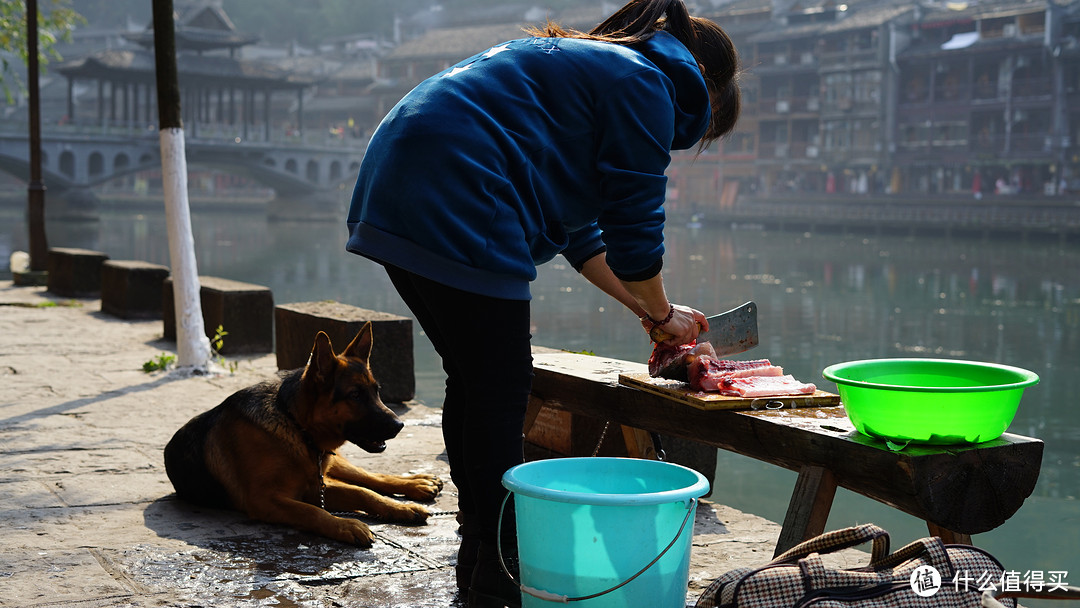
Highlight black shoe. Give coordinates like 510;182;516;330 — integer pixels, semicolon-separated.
467;541;521;608
456;533;481;591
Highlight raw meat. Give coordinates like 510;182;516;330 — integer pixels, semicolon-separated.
687;356;776;391
689;358;783;391
649;341;717;380
716;374;817;398
652;348;819;398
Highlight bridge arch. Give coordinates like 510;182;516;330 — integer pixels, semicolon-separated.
89;152;105;177
60;150;76;178
0;132;366;205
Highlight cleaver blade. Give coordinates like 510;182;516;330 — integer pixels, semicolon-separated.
699;301;759;357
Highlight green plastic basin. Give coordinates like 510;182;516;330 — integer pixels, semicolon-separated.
821;358;1039;445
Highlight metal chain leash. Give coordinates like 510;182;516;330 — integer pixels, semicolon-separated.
592;421;667;461
591;421;611;457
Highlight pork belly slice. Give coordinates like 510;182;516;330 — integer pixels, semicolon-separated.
717;374;818;398
688;356;779;391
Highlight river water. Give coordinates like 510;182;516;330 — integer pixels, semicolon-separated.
1;200;1077;598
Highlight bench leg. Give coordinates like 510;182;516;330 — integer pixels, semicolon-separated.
926;522;972;545
775;465;838;558
523;395;545;436
620;426;659;460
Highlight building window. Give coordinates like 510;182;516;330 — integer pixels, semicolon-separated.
973;68;997;100
903;72;929;103
854;29;878;51
852;119;878;151
931;121;967;146
823;120;850;149
853;71;881;104
724;132;755;155
823;72;853;108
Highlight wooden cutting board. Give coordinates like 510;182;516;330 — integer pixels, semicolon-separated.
618;372;841;411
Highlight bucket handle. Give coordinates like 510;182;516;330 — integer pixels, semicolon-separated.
497;493;698;604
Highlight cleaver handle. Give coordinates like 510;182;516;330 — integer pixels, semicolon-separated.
649;301;759;358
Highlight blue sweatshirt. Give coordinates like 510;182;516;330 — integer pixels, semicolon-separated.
346;31;710;300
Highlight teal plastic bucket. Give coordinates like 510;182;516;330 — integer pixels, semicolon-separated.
501;457;710;607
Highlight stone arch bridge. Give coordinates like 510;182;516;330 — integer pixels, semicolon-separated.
0;130;366;220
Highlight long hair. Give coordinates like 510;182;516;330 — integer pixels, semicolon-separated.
525;0;741;148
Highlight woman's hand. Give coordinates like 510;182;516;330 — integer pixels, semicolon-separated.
643;304;708;345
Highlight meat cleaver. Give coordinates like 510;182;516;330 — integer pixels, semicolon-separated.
650;301;759;356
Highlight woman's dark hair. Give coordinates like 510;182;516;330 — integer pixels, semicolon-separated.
525;0;741;148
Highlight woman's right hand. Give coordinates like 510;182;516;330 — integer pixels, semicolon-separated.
645;304;707;345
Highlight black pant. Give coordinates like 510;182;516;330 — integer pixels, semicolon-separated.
385;265;532;544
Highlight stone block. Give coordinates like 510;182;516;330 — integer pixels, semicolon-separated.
100;260;170;319
162;276;274;354
12;271;48;287
275;301;414;403
46;247;109;297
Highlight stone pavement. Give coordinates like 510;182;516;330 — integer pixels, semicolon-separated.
0;280;865;608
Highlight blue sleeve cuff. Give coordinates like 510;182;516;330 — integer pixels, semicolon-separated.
567;245;607;272
563;223;605;269
611;258;663;282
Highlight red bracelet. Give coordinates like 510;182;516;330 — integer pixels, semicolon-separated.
648;304;675;328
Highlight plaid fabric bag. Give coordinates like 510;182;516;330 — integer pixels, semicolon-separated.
696;524;1016;608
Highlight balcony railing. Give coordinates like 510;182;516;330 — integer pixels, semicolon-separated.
758;95;821;115
898;132;1055;154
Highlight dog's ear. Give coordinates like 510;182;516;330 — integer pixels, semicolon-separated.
342;322;373;363
306;331;338;383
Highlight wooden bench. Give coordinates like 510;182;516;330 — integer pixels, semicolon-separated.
525;351;1043;557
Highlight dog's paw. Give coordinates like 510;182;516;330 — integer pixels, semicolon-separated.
401;474;444;501
383;501;431;525
331;517;375;547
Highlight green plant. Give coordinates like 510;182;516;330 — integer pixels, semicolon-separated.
142;353;176;373
2;300;80;308
210;325;228;353
210;325;237;373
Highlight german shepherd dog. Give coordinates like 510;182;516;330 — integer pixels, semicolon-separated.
164;323;443;547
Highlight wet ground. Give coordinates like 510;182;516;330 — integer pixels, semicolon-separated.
0;281;866;607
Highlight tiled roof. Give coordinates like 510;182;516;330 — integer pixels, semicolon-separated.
385;23;532;62
920;0;1055;23
124;3;259;51
750;3;915;42
57;50;315;87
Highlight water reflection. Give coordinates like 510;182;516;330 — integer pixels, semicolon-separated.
1;203;1077;585
4;207;1078;459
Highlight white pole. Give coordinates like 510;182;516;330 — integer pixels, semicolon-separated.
159;127;212;369
153;0;211;371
